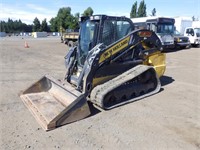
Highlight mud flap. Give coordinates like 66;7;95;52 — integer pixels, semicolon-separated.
20;75;91;131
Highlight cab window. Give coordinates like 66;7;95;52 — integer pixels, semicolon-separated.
186;28;194;36
102;20;132;46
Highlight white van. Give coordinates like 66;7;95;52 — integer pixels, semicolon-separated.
184;27;200;47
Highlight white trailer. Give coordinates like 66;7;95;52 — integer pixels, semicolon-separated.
174;17;192;34
192;21;200;28
0;32;6;37
32;32;47;38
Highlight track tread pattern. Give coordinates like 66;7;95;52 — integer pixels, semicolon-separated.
90;65;161;109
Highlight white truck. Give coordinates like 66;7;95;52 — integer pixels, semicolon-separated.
184;27;200;47
174;17;200;47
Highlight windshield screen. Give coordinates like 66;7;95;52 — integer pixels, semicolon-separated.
194;28;200;37
174;30;181;36
157;24;174;34
78;20;96;66
194;28;200;33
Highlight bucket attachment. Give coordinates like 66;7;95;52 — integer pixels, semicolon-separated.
20;75;91;131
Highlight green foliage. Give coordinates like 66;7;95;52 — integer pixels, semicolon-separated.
33;17;41;32
130;1;137;18
49;17;58;32
0;6;94;33
151;8;156;16
0;18;32;33
40;18;48;32
57;7;71;29
49;7;80;32
137;0;147;17
82;7;94;16
130;0;147;18
191;16;199;21
192;16;195;21
69;13;80;30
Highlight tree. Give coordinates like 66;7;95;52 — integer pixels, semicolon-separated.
82;7;94;16
40;18;48;32
7;18;14;32
0;19;32;33
70;13;80;30
33;17;41;32
192;16;199;21
151;8;156;16
137;0;147;17
192;16;195;21
0;21;7;32
130;1;137;18
49;17;58;32
49;7;80;32
57;7;72;29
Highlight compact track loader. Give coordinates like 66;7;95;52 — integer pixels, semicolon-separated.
20;15;166;131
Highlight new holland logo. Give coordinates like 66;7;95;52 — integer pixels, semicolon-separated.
99;36;130;63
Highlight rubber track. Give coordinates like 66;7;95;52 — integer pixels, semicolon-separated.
90;65;161;109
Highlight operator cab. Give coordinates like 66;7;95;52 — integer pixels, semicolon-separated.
66;15;135;87
78;15;135;66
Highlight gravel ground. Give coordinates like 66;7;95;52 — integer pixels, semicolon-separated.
0;36;200;150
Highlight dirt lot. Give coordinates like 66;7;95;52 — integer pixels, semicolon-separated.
0;36;200;150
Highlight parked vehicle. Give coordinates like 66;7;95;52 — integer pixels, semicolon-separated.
131;17;175;49
173;30;190;49
32;32;47;38
61;29;79;47
184;27;200;47
174;17;200;47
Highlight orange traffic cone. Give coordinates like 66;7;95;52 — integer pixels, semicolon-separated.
24;41;29;48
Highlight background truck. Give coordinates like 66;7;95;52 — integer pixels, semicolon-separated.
61;29;79;47
184;27;200;47
173;30;190;49
174;17;200;47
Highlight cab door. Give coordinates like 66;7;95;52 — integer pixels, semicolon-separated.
185;28;195;44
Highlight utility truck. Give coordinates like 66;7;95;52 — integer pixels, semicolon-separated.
61;29;79;47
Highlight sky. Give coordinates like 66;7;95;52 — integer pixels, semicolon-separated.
0;0;200;24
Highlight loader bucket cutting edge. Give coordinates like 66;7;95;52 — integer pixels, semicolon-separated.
20;75;91;131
